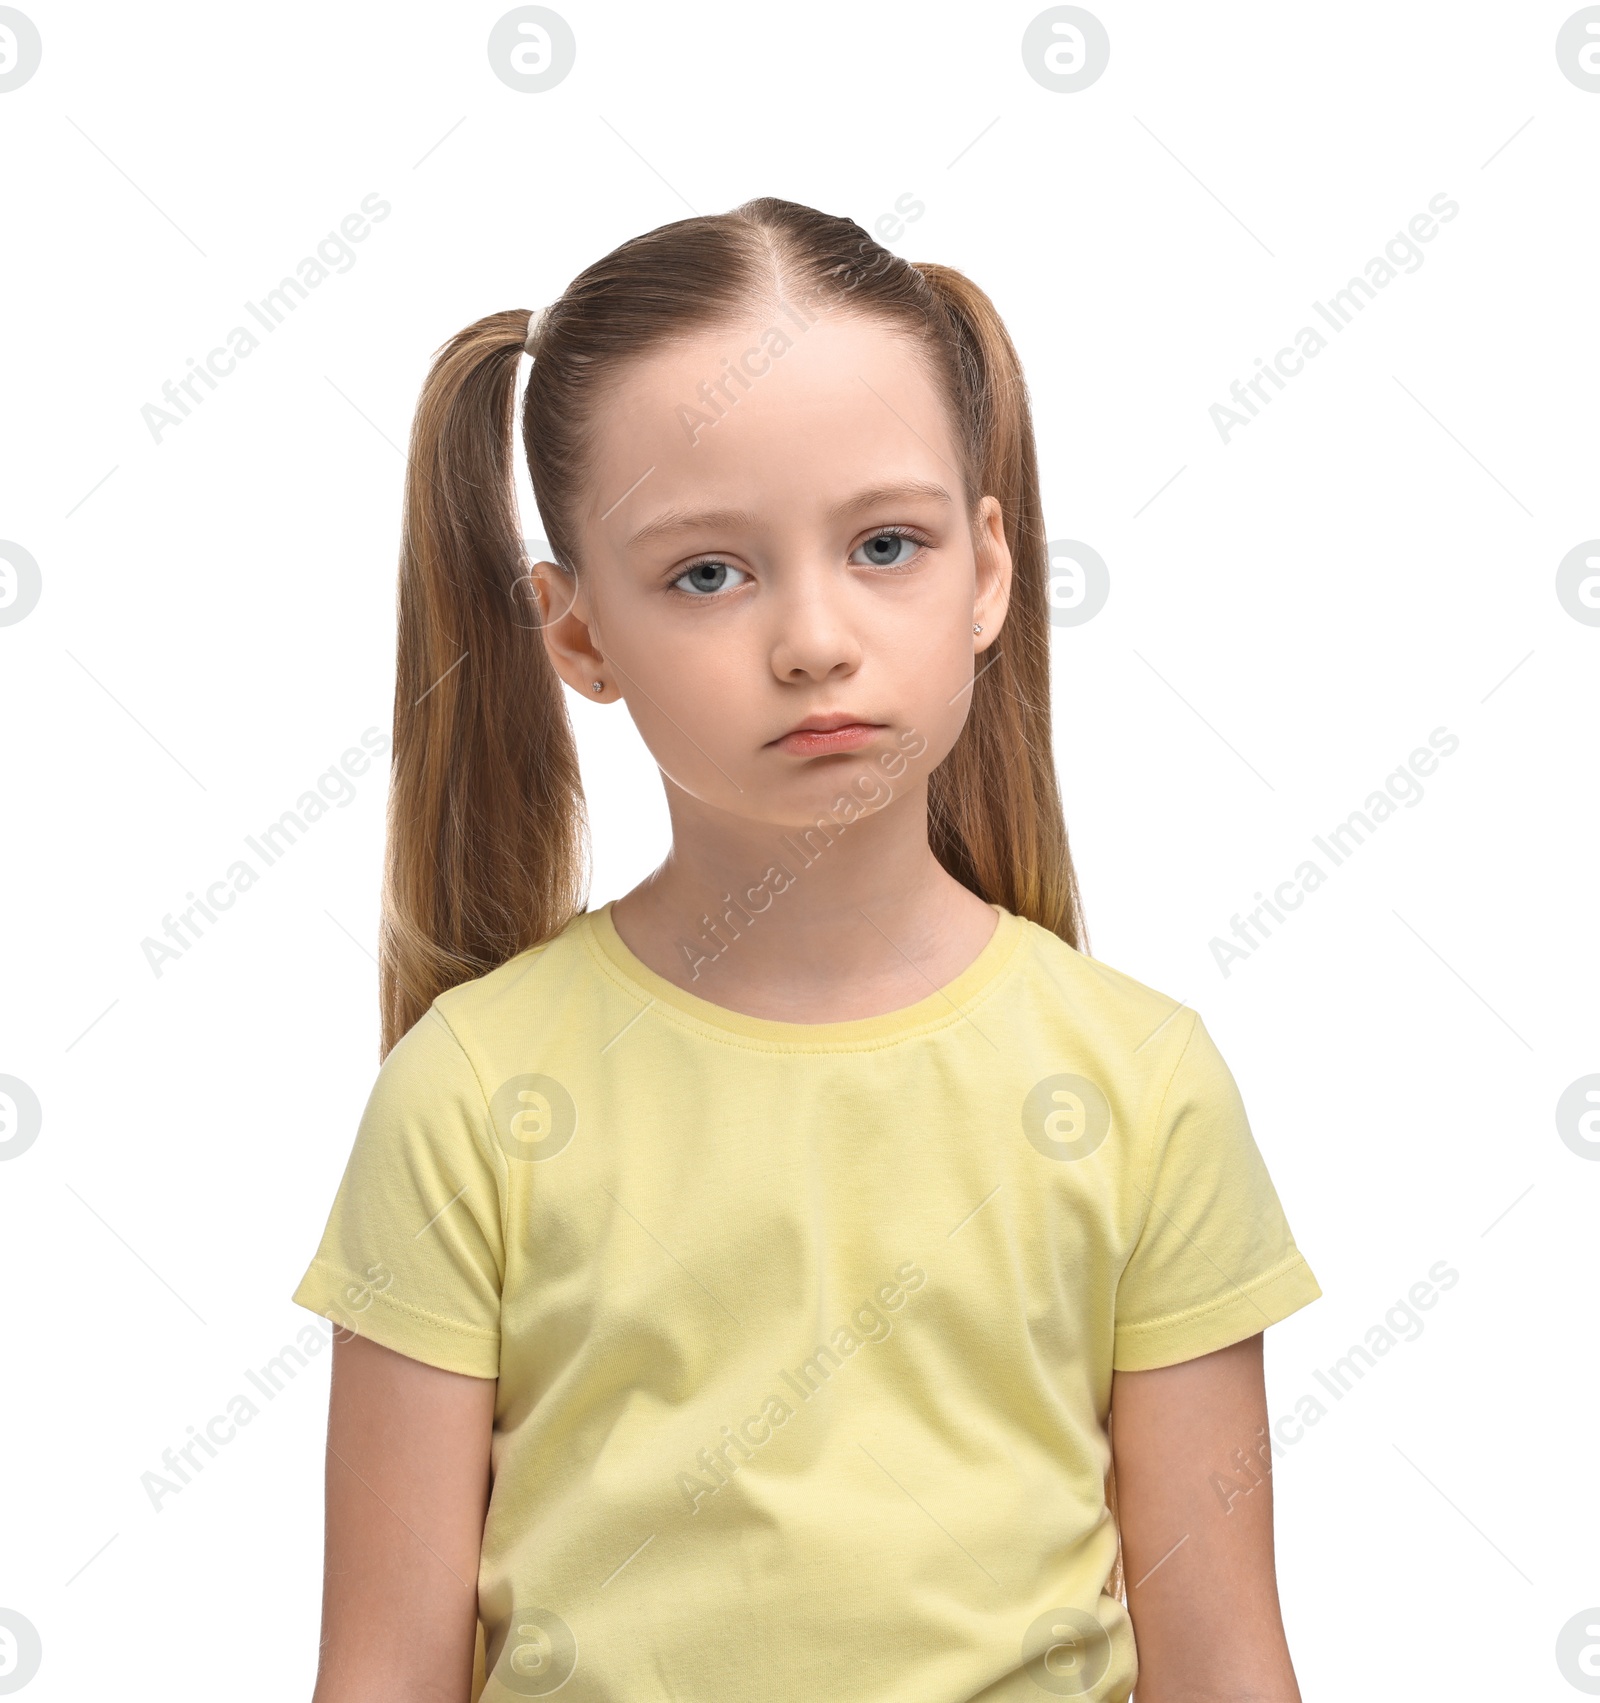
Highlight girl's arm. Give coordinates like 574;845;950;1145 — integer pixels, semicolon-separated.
310;1332;496;1703
1110;1333;1303;1703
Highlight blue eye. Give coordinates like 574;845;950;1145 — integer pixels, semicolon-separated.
853;530;924;569
671;560;750;596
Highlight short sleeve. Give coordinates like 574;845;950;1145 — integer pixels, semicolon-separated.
1113;1012;1321;1371
291;1003;506;1379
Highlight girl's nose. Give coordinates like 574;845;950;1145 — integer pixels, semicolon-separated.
767;582;863;683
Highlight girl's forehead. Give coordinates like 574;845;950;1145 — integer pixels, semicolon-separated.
580;312;961;530
604;310;936;404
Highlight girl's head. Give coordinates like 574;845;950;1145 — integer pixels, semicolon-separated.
383;196;1084;1052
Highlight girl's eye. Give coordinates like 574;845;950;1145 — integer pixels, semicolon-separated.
671;560;750;596
852;529;925;570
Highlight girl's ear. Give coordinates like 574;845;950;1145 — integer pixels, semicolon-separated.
972;495;1014;652
529;559;616;701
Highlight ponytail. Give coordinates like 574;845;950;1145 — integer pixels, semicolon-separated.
915;264;1087;953
380;310;586;1057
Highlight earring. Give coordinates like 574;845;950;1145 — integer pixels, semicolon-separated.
591;680;604;694
972;623;983;634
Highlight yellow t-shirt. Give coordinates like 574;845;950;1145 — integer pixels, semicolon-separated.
292;901;1320;1703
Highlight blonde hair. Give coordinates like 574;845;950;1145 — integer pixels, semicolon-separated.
381;193;1114;1602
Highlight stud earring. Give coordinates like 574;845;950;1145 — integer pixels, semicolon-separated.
972;623;983;634
591;680;604;694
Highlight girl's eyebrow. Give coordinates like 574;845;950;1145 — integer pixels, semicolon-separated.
623;480;955;549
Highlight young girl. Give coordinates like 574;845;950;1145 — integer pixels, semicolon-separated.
292;195;1321;1703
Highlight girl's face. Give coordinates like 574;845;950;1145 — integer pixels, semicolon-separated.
536;306;1013;832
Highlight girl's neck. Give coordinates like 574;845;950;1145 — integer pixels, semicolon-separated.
607;780;1000;1023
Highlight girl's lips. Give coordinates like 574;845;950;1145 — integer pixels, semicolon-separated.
771;722;884;756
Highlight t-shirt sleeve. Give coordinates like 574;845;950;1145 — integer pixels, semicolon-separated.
290;1003;505;1379
1112;1011;1321;1371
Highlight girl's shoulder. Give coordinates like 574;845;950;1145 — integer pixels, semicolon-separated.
429;907;598;1036
1006;912;1202;1057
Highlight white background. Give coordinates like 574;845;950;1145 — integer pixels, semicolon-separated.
2;2;1596;1698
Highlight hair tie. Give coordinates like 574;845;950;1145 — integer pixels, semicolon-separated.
524;306;548;355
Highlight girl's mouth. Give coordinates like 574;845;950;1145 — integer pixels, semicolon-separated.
768;719;886;756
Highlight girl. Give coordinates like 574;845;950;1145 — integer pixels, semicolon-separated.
293;196;1321;1703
